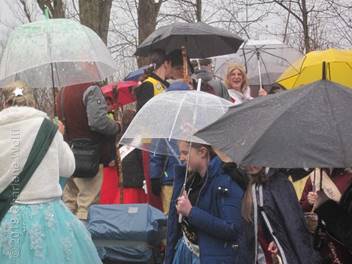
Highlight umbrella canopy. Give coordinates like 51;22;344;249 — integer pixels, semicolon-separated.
277;48;352;89
0;19;116;88
213;39;302;86
120;90;233;155
124;66;149;81
135;22;244;58
101;80;138;108
196;80;352;168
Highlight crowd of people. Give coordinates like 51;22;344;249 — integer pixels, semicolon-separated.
0;47;351;264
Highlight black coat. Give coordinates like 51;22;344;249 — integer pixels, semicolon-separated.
316;185;352;251
121;149;144;188
237;170;320;264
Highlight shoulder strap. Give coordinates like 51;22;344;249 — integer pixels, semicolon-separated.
253;184;288;264
0;118;58;222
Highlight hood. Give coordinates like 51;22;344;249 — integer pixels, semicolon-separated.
0;106;48;193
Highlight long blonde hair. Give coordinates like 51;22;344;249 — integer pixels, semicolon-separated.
2;81;36;108
225;63;248;93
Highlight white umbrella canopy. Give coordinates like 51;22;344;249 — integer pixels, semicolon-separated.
0;19;116;88
213;39;302;87
119;90;234;156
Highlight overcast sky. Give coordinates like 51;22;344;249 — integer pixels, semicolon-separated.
1;0;351;79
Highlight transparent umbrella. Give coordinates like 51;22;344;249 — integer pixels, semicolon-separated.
120;88;233;222
0;18;116;88
119;90;233;155
213;39;302;87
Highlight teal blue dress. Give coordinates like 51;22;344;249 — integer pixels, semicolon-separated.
0;199;102;264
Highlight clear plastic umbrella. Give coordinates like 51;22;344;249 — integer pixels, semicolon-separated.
120;90;233;155
0;18;116;88
213;39;302;87
121;88;233;222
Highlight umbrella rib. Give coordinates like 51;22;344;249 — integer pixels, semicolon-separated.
260;49;300;71
54;62;62;88
276;56;307;85
168;95;187;141
282;56;308;88
258;54;272;84
244;52;256;63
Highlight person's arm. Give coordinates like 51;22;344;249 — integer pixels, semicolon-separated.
83;85;120;136
57;132;76;177
135;82;154;111
187;181;242;241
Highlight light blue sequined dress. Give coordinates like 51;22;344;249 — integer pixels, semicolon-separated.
0;199;102;264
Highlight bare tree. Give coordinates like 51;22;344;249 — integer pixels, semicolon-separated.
255;0;315;52
0;0;42;110
159;0;202;22
324;0;352;45
136;0;167;66
207;0;272;40
226;0;349;53
37;0;65;18
79;0;113;44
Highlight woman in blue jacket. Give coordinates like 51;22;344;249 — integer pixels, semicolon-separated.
165;141;243;264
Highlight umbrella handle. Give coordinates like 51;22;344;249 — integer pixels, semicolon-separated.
196;78;202;91
182;46;190;84
322;61;326;80
256;50;263;90
178;214;183;223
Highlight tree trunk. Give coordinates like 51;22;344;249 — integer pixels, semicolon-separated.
37;0;65;18
79;0;113;45
196;0;202;22
137;0;163;67
301;0;311;52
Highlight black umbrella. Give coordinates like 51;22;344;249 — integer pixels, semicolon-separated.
195;80;352;168
135;22;244;58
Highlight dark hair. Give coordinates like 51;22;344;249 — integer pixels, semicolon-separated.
150;49;168;69
189;142;216;159
167;49;195;74
167;49;183;67
222;162;249;190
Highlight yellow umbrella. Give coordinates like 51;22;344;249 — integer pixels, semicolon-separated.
277;48;352;89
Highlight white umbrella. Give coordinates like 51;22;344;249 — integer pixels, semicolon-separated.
120;89;233;155
0;18;116;88
213;39;302;88
120;88;233;222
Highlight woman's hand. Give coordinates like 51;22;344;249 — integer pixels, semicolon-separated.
258;87;268;97
176;191;192;217
307;191;318;205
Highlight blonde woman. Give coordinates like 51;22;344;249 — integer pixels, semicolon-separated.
225;63;252;104
0;81;102;264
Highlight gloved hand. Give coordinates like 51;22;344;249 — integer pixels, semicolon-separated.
151;178;162;196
